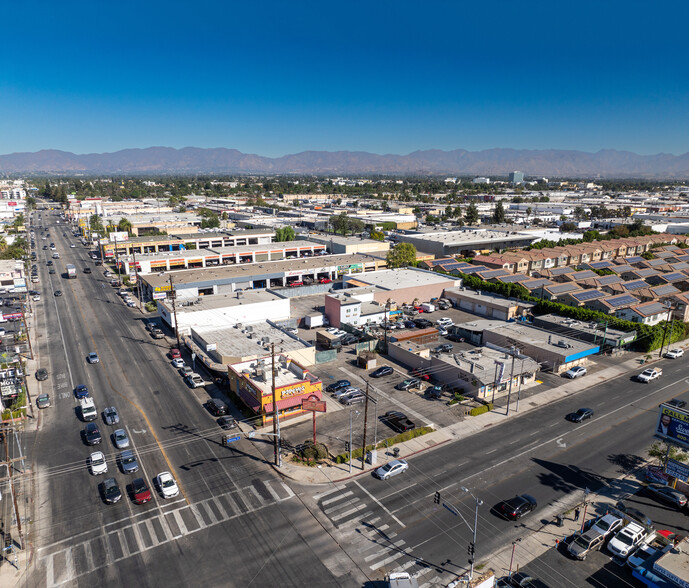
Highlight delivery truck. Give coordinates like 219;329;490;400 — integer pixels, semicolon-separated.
66;264;77;279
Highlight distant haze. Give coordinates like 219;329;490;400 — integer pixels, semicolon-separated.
2;147;689;178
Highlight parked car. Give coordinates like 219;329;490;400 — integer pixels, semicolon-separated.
118;449;140;474
340;392;366;405
333;387;362;400
370;366;393;378
179;365;193;377
36;394;51;409
326;379;350;393
113;429;130;449
590;513;624;539
608;522;649;558
102;478;122;504
446;333;465;342
89;451;108;475
171;358;185;368
644;483;688;509
170;348;182;359
665;348;684;359
425;385;444;399
218;416;237;430
186;373;205;388
103;406;120;425
131;478;152;504
156;471;180;498
566;408;594;423
35;368;49;381
373;459;409;480
383;411;416;433
568;529;606;560
614;501;653;527
434;343;453;353
395;378;421;391
207;398;229;416
563;366;587;379
496;495;538;520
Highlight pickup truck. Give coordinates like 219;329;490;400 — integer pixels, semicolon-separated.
637;368;662;383
151;328;164;339
185;373;205;388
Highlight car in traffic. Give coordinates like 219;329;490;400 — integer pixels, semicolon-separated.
35;368;49;381
102;478;122;504
36;394;51;409
131;478;152;504
563;366;587;379
395;378;421;391
156;471;180;498
89;451;108;475
665;398;687;409
119;450;139;474
373;459;409;480
74;384;89;399
84;423;102;445
644;483;688;509
113;429;130;449
54;290;62;296
566;408;594;423
637;368;662;383
370;366;394;378
665;348;684;359
103;406;120;425
87;351;100;364
496;494;538;520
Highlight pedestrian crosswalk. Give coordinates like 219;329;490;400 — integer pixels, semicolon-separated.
314;485;456;588
40;479;295;587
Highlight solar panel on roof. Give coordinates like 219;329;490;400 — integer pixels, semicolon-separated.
574;290;604;301
608;295;638;307
590;261;612;269
652;284;679;295
663;272;685;281
461;266;488;274
441;262;466;271
598;275;621;284
624;281;647;291
626;257;643;263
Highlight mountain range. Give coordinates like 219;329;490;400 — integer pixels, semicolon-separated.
1;146;689;178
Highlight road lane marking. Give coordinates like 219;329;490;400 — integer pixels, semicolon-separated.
353;480;406;528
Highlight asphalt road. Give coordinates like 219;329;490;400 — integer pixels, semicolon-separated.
295;351;689;586
26;212;361;588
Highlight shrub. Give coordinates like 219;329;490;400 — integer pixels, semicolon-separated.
469;403;493;417
144;301;157;312
332;426;434;463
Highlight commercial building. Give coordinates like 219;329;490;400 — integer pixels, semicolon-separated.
509;171;525;185
115;240;327;274
140;253;387;301
532;314;637;348
343;268;461;306
227;354;323;425
324;290;387;328
300;234;390;255
393;229;536;257
442;287;533;321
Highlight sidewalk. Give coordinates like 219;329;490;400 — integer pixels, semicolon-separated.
267;347;662;485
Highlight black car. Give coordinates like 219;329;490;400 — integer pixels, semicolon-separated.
666;398;687;409
565;408;594;423
403;321;417;329
35;368;49;381
83;267;91;274
446;333;465;342
370;366;393;378
84;423;102;445
425;385;444;399
218;416;237;430
46;260;53;266
434;344;453;353
102;478;122;504
326;379;350;393
207;398;229;416
54;290;62;296
414;319;432;328
496;494;538;520
383;411;416;433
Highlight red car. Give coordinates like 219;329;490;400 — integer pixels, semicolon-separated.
131;478;152;504
170;348;181;360
288;282;303;287
319;278;332;284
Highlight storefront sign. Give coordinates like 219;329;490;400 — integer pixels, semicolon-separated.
302;398;326;412
281;384;306;398
152;292;167;300
666;459;689;482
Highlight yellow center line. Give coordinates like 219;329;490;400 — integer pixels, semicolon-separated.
66;276;190;505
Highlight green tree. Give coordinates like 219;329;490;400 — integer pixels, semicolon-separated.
330;213;348;235
275;226;296;242
347;218;365;235
200;214;220;229
386;243;417;268
369;230;384;241
117;217;132;234
89;214;105;236
492;201;506;224
464;202;479;225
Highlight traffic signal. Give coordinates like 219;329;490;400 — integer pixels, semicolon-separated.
434;491;440;504
467;542;475;557
345;441;350;452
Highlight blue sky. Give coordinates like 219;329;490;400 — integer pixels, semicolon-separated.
2;0;688;157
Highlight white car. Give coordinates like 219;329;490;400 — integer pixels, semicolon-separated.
156;471;179;498
564;366;587;379
89;451;108;475
32;294;41;301
70;244;75;248
436;318;454;327
608;521;648;558
665;348;684;359
172;358;185;368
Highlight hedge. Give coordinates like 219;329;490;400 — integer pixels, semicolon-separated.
469;403;493;416
333;426;434;463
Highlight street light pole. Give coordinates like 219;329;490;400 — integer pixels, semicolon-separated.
461;486;483;581
508;538;522;580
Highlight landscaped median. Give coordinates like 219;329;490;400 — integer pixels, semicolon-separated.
292;426;435;466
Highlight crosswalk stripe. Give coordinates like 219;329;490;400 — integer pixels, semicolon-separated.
263;480;283;501
45;553;55;587
279;482;295;499
144;519;160;545
324;497;361;516
330;505;363;522
369;549;408;571
364;541;406;563
312;485;347;501
129;522;145;554
321;490;353;506
248;485;268;506
83;539;95;571
212;497;229;520
173;509;188;534
189;504;207;529
338;511;375;530
200;500;219;524
116;530;129;558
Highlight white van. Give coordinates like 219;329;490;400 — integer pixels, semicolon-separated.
80;398;97;422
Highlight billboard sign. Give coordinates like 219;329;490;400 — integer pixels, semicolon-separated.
152;292;167;300
109;231;129;242
655;404;689;450
666;459;689;482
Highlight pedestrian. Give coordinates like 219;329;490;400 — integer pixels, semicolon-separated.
574;507;580;522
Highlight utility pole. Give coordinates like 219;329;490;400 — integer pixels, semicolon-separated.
3;424;22;546
271;343;280;467
658;304;673;358
114;235;121;285
168;275;181;350
131;246;143;312
361;381;370;469
506;348;516;416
